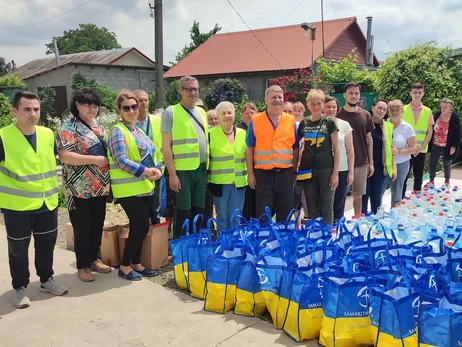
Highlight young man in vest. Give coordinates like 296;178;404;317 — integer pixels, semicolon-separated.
336;82;375;217
402;83;434;195
161;76;208;239
134;89;163;225
0;91;68;309
246;85;299;222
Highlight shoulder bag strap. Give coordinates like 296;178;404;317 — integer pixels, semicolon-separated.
181;105;205;134
75;116;108;154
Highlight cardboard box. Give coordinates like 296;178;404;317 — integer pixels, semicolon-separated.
141;222;169;270
118;224;130;261
101;225;121;267
66;222;74;251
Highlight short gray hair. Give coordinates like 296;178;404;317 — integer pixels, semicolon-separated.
133;89;148;97
215;101;235;117
265;85;283;97
179;76;198;88
440;97;454;106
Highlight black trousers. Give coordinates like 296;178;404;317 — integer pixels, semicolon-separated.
151;181;161;225
4;208;58;289
255;168;294;223
242;185;257;221
118;195;155;267
333;170;349;222
402;152;427;198
69;197;107;269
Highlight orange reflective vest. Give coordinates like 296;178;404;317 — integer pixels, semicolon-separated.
252;112;295;170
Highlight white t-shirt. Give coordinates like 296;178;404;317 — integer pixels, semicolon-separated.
392;120;415;164
335;118;353;171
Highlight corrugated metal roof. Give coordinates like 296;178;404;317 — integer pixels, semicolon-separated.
9;48;162;80
165;17;360;78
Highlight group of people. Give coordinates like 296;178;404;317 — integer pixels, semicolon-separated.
1;76;459;310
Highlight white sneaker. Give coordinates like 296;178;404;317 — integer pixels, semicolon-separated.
14;287;31;309
40;277;68;296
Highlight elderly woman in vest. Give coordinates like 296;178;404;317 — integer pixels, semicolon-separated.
297;89;339;225
428;98;461;187
108;90;162;281
208;101;247;231
362;99;397;214
56;88;111;282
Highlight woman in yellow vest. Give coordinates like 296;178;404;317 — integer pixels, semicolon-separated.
361;99;397;214
108;90;162;281
208;101;247;231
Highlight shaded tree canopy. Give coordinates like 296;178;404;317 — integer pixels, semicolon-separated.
45;23;122;55
172;21;222;64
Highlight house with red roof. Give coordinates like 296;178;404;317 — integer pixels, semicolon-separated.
165;17;379;101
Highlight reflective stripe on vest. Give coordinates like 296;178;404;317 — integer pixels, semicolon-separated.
108;123;154;198
383;121;394;178
208;126;247;187
171;104;208;171
0;125;58;211
403;105;431;153
252;112;295;170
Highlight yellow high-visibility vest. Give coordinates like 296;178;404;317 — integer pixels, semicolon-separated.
208;126;247;187
403;104;431;153
383;121;393;178
0;125;58;211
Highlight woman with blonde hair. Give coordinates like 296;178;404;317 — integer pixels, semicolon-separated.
297;89;339;225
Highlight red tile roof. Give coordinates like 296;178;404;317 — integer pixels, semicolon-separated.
165;17;361;78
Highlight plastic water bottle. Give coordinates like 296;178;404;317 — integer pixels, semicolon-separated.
443;220;456;247
344;219;357;233
396;224;407;244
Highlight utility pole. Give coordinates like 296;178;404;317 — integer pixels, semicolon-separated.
149;1;164;110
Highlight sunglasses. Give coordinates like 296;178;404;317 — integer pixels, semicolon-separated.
121;104;139;112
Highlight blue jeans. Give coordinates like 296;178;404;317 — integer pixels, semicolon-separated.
212;184;245;232
391;160;410;207
362;169;387;214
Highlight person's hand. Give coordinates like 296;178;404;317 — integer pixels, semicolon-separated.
143;167;157;177
392;171;397;182
169;173;181;193
148;168;162;182
248;172;257;190
450;146;456;155
329;172;339;191
347;171;354;186
414;146;422;157
391;145;399;156
92;156;108;169
367;164;374;178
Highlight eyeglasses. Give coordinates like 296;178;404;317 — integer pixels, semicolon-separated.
121;104;139;112
182;87;199;93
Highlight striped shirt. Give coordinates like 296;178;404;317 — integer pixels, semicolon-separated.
108;121;156;197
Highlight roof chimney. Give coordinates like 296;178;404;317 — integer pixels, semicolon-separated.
53;37;61;66
365;16;373;66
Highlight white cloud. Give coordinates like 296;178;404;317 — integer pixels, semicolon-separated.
1;0;462;67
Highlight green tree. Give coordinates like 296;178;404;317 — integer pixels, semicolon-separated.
317;50;375;85
36;85;56;125
0;75;27;88
171;21;222;64
0;93;14;129
0;57;8;76
164;79;181;107
45;23;122;55
374;42;462;112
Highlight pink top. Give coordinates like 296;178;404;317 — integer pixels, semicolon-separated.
432;117;449;147
409;103;434;126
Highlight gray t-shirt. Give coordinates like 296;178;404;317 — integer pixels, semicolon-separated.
161;105;207;163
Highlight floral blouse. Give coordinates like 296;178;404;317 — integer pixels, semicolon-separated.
55;116;110;210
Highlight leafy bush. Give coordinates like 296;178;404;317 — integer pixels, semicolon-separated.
148;92;156;113
58;186;67;208
72;73;117;111
202;78;247;110
269;68;313;103
0;75;27;88
317;50;375;86
164;79;181;107
98;109;120;133
233;95;266;123
36;85;56;124
0;93;14;129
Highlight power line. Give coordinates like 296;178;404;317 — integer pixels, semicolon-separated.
0;0;32;9
278;0;305;26
0;0;93;29
225;0;285;69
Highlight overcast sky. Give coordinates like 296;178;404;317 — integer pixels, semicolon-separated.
1;0;461;67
